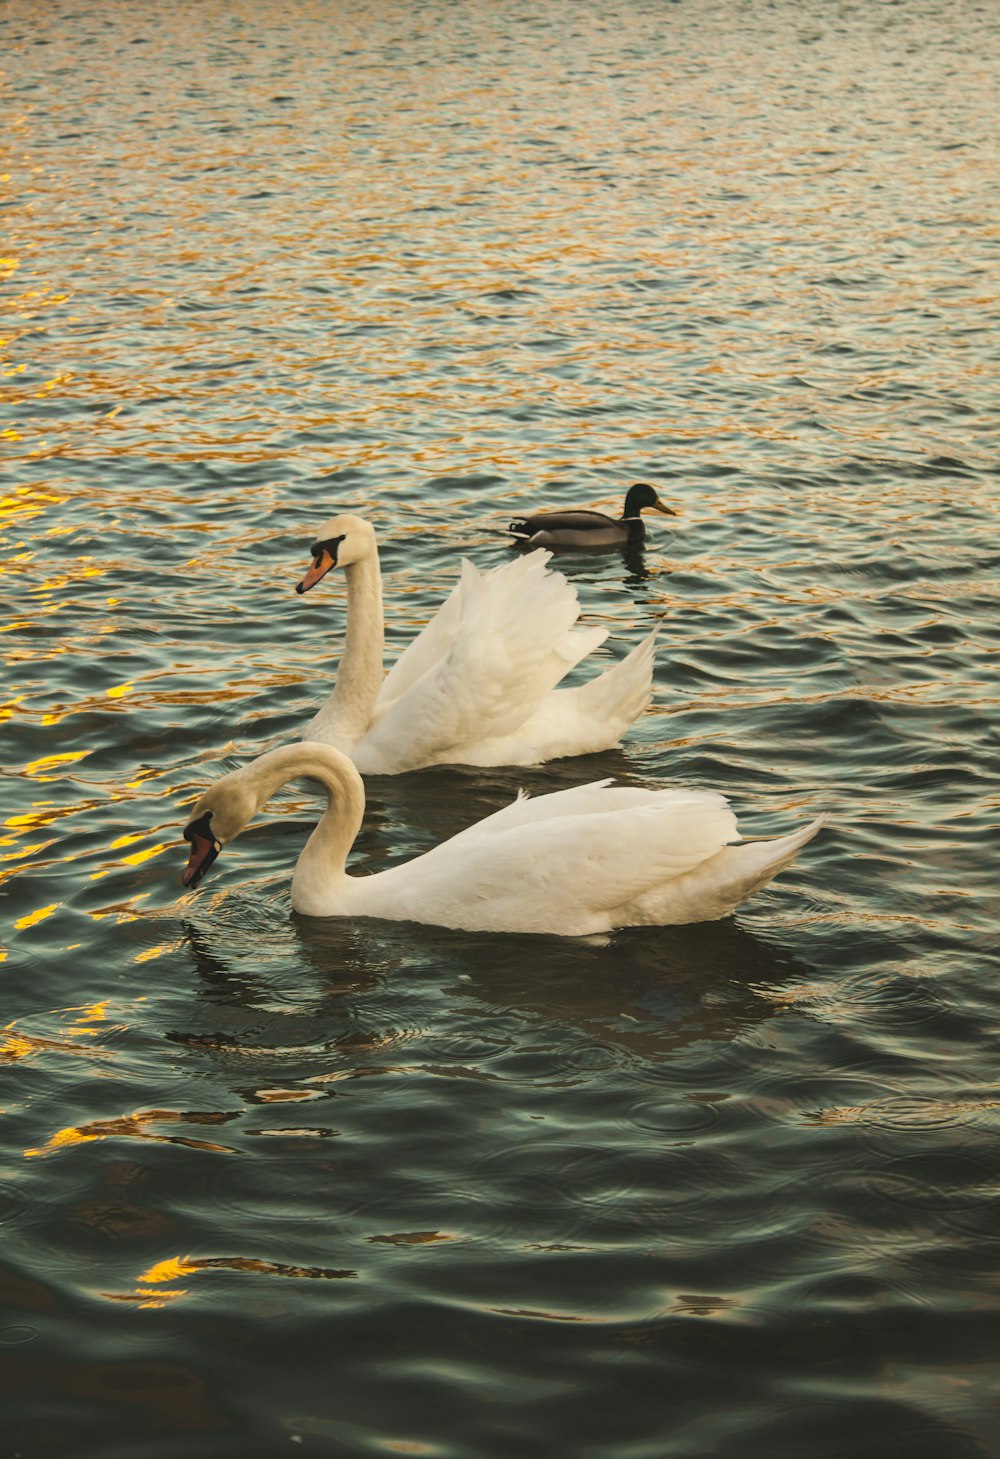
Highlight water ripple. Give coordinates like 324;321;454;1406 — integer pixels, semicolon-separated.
3;0;998;1455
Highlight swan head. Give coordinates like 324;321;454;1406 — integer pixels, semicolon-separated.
623;483;676;519
180;773;258;889
296;513;377;594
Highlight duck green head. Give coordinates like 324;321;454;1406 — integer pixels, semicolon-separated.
623;483;676;519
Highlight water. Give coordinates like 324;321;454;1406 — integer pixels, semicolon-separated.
2;0;998;1454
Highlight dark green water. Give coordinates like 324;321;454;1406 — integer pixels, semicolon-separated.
2;1;998;1455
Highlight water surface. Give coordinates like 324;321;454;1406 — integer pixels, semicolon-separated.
2;2;998;1456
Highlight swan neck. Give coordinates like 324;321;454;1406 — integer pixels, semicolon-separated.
243;744;365;905
331;549;384;732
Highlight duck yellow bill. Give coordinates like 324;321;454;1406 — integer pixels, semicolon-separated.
651;497;677;516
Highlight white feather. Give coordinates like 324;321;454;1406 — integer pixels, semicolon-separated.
298;515;654;775
186;744;827;938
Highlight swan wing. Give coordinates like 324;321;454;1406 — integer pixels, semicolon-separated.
359;554;606;772
456;778;659;835
487;628;655;762
358;785;748;934
375;563;471;713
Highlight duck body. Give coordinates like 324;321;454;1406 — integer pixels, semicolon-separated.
509;482;676;550
181;743;826;937
295;514;656;775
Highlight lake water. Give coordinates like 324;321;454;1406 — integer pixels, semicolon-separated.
2;1;998;1454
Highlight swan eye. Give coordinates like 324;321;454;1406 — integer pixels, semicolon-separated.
310;534;345;565
183;810;219;849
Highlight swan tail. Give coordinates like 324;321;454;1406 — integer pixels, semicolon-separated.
634;814;827;925
730;813;827;883
567;628;657;731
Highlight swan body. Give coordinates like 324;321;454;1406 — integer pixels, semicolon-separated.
181;742;826;937
508;482;676;550
294;514;656;775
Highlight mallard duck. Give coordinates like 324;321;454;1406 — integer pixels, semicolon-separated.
293;513;656;775
508;482;676;549
181;741;826;935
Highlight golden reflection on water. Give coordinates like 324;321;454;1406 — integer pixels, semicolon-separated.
25;1107;239;1159
133;940;180;963
139;1254;355;1284
105;1252;357;1309
6;0;990;480
0;840;53;865
0;6;995;1452
21;750;90;779
12;902;59;931
1;1001;116;1062
6;801;100;834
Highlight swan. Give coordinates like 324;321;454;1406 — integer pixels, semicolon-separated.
508;482;676;550
181;742;826;936
293;513;656;775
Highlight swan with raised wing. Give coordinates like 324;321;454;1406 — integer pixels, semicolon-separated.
181;742;826;936
293;513;656;775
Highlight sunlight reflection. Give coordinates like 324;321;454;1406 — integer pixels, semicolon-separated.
134;942;179;964
25;1108;240;1159
13;902;59;931
1;1003;123;1064
133;1253;357;1288
22;750;90;780
105;1251;358;1306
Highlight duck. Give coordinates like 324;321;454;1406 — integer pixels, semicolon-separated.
292;513;656;775
508;482;676;550
181;742;826;936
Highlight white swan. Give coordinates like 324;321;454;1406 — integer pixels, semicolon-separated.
181;742;826;936
292;513;656;775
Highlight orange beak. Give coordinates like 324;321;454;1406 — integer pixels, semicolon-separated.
181;813;222;889
296;548;336;595
181;832;218;888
